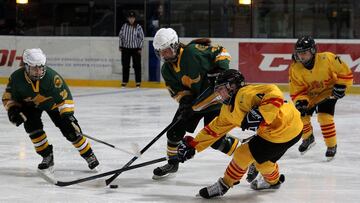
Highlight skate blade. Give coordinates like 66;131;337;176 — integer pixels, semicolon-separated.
252;186;281;191
37;166;54;174
89;166;101;173
326;156;335;162
37;167;56;184
251;183;281;191
152;172;176;180
300;142;316;155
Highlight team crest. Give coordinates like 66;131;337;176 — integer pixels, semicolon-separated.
54;75;63;88
181;75;201;88
195;44;208;51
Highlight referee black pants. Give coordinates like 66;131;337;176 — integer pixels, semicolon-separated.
121;48;141;84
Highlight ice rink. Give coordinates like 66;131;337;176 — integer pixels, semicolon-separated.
0;86;360;203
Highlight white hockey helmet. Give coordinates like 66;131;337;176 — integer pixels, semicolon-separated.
22;48;47;80
153;28;179;62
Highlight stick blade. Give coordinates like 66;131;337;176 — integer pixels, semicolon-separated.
131;143;142;157
37;169;58;185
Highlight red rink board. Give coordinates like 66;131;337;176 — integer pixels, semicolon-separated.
238;42;359;84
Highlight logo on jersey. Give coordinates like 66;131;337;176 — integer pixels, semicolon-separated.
24;94;52;107
181;75;201;88
195;44;208;51
54;75;63;88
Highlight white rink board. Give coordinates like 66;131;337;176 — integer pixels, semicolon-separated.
0;86;360;202
1;36;360;84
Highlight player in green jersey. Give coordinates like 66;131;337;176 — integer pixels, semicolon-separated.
2;48;99;172
151;28;239;179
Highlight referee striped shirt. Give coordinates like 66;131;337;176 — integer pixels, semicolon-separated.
119;23;144;49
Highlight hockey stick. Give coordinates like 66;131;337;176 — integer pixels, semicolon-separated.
315;95;336;106
240;134;255;144
104;118;181;185
39;157;167;187
71;123;141;157
82;133;141;157
306;95;336;112
307;88;335;109
105;86;219;186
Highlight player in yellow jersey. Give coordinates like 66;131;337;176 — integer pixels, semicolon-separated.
176;69;303;198
289;36;353;161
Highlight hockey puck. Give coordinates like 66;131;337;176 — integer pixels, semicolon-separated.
109;184;118;189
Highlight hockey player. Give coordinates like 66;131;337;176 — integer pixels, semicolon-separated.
151;28;239;179
177;69;303;198
289;35;353;160
2;48;99;172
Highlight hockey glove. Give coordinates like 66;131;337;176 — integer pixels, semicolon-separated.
332;84;346;99
295;100;309;117
177;136;196;163
241;108;263;131
178;95;194;121
8;106;26;127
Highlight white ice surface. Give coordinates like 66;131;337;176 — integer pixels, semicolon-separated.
0;86;360;203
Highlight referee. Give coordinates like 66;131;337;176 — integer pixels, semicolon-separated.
119;11;144;88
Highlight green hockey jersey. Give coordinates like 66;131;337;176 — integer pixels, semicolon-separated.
161;43;231;110
2;67;74;116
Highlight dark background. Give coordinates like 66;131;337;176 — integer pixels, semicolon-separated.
0;0;358;39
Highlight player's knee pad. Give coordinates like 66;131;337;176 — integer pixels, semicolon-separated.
28;129;45;138
24;120;44;133
317;113;334;125
166;128;185;143
211;134;239;156
65;132;80;142
232;143;254;169
60;120;82;142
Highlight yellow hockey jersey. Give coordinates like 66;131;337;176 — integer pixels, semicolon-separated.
191;84;303;152
289;52;353;107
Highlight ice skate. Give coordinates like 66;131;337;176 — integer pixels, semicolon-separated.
85;152;99;170
152;162;179;180
250;174;285;190
197;178;229;199
298;134;315;155
38;152;54;173
326;145;337;161
246;163;259;183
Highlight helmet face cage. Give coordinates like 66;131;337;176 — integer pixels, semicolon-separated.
22;48;47;80
154;42;179;63
25;63;47;80
294;36;316;65
214;82;233;105
214;70;245;105
153;28;179;63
